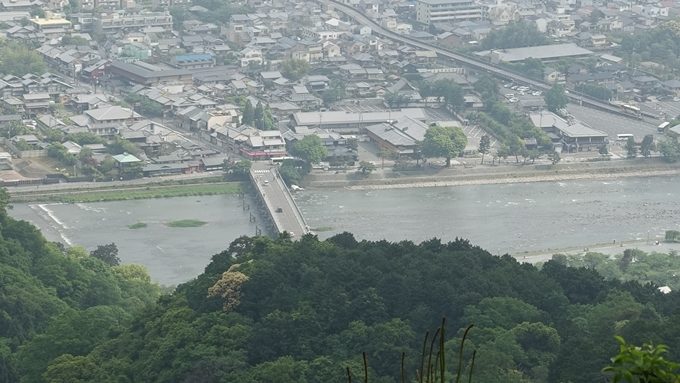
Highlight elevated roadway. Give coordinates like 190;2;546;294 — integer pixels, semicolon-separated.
250;161;309;238
321;0;653;119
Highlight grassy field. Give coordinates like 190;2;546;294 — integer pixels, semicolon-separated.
165;219;207;228
10;182;242;203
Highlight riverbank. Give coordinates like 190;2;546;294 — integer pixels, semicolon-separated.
304;158;680;190
516;239;680;265
8;181;242;203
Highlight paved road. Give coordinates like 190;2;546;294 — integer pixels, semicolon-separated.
6;172;224;194
322;0;641;118
250;162;308;237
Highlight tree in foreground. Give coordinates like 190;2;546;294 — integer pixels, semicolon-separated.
422;125;467;167
603;336;680;383
90;243;120;266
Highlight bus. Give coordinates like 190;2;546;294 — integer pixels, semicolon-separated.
658;121;670;133
617;134;634;141
270;156;295;165
621;104;641;117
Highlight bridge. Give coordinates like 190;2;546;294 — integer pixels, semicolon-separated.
320;0;657;119
249;161;309;238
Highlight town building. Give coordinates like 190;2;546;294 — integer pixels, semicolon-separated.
530;111;607;152
477;43;594;63
415;0;483;24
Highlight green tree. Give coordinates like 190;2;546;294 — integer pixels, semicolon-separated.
280;59;309;81
544;85;568;113
43;354;102;383
603;337;680;383
242;100;254;125
513;58;545;80
429;79;465;111
626;137;638;158
290;135;327;164
474;75;499;102
254;102;264;126
479;134;491;164
599;144;609;156
169;6;188;31
658;137;680;162
384;92;409;108
358;161;377;175
549;150;561;164
322;81;345;107
422;125;467;167
640;134;655;158
226;159;252;178
575;83;613;101
480;21;548;50
89;243;120;266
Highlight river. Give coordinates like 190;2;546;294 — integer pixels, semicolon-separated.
9;176;680;285
296;176;680;255
10;194;261;286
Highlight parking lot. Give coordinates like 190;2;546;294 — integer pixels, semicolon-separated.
566;104;659;141
463;124;498;151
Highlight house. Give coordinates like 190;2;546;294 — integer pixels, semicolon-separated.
663;80;680;97
84;105;142;136
385;78;422;102
530;111;607;151
216;125;287;159
291;108;428;133
240;47;263;67
171;53;215;69
200;156;228;171
365;116;429;156
22;93;52;114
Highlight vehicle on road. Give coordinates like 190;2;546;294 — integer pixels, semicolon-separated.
617;134;634;141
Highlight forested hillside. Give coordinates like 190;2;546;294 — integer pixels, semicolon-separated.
2;185;680;383
23;233;680;383
0;191;161;383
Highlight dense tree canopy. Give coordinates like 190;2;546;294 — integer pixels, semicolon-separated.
289;135;327;164
544;85;569;113
0;42;47;76
4;181;680;382
16;232;677;383
617;21;680;73
480;21;548;50
0;192;160;382
421;125;467;166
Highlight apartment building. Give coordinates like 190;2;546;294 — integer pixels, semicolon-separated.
416;0;483;24
98;11;172;32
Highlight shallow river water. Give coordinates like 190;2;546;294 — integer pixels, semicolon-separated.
10;195;260;286
296;176;680;255
9;176;680;285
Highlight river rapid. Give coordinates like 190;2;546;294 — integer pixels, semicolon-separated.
296;176;680;255
9;176;680;284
